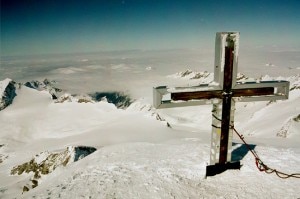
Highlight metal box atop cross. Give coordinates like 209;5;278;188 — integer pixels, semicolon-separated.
153;32;289;176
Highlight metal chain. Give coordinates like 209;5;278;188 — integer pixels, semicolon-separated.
212;115;300;179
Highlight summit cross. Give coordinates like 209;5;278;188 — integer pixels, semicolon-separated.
153;32;289;176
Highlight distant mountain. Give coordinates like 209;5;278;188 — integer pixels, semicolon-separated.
0;78;17;111
24;79;62;99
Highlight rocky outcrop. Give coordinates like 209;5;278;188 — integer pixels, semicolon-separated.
24;79;61;92
24;79;62;99
293;114;300;122
178;69;193;77
11;146;97;193
236;73;249;81
276;114;300;138
55;93;94;103
290;78;300;91
170;69;210;79
0;79;17;111
167;69;213;84
89;92;133;109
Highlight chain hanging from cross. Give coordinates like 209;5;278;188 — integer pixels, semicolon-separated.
153;32;289;176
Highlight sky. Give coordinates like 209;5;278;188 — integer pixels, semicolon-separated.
1;0;300;56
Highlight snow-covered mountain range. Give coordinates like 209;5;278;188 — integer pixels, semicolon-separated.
0;70;299;198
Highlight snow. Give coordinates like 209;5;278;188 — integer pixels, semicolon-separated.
0;50;300;198
0;78;12;94
233;32;239;60
220;34;227;73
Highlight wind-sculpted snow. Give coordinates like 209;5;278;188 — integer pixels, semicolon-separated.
127;100;171;127
0;79;17;111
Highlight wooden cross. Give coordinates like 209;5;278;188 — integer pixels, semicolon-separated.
153;32;289;176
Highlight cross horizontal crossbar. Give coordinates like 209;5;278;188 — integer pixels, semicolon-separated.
171;90;222;101
153;81;289;109
171;87;275;101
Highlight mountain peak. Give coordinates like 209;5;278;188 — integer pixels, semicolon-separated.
0;78;17;111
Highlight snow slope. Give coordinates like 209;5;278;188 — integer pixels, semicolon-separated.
0;66;299;198
26;142;300;199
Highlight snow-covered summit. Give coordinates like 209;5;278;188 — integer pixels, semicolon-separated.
0;72;299;198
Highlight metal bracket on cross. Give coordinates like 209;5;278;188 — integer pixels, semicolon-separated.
153;32;289;177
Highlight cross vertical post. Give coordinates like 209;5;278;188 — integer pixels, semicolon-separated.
153;32;289;177
219;38;234;164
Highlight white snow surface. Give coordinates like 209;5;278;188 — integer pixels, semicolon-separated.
0;50;300;198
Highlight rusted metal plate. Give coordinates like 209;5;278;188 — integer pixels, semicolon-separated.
233;87;274;97
171;90;222;101
223;46;234;91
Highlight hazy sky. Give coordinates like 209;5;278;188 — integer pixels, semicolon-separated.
1;0;300;56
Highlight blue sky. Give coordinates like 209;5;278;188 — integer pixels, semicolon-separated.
1;0;300;56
